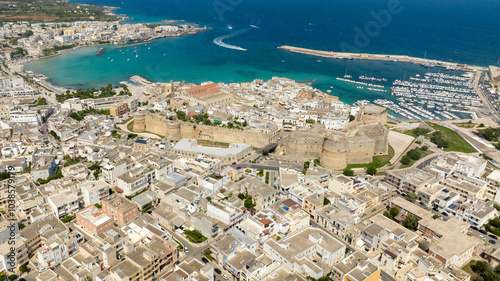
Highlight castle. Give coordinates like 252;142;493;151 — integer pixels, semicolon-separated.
133;105;388;170
279;105;389;169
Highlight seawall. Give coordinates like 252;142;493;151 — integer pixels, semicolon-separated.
278;46;488;72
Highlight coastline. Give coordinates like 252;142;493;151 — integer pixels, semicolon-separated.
20;26;210;73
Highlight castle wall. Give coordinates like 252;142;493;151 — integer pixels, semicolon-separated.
321;139;348;170
285;135;324;159
363;107;388;125
138;113;271;147
133;113;145;132
371;131;389;155
346;137;375;164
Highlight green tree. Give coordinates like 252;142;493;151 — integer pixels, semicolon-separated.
412;128;430;136
0;172;9;180
184;229;207;243
401;156;411;165
384;207;400;220
470;260;500;281
343;167;354;176
479;128;499;142
262;149;269;156
366;164;377;175
407;148;421;160
62;216;75;223
22;30;33;37
406;193;419;202
36;98;47;106
389;207;400;218
69;112;82;121
50;130;60;141
19;264;28;273
403;214;419;231
8;275;17;281
18;223;25;229
323;197;331;206
244;198;255;209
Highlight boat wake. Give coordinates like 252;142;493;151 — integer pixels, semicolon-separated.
212;26;256;51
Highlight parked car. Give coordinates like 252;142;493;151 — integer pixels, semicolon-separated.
489;234;497;240
222;274;229;280
215;268;222;274
184;247;189;253
470;226;479;231
479;235;485;239
489;240;496;244
202;257;209;264
480;230;488;235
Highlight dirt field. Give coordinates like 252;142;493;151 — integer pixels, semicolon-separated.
388;130;415;164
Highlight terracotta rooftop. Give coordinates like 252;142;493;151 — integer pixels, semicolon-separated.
186;83;218;94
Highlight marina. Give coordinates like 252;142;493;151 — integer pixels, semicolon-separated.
366;71;482;121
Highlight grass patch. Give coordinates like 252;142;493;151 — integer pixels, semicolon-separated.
345;163;370;169
453;122;476;128
172;238;184;251
402;130;418;138
372;145;395;168
427;123;476;153
184;229;207;243
462;260;478;279
127;120;135;132
125;188;147;200
344;145;395;170
400;150;433;168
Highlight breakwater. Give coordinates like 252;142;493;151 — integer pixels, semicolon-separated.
278;46;488;72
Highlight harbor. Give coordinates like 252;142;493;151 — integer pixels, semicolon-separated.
353;71;483;121
278;46;488;72
284;44;489;121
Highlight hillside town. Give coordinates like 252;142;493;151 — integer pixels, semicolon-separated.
0;20;206;62
1;59;500;281
1;4;500;281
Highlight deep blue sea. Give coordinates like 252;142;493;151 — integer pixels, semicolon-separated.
25;0;500;105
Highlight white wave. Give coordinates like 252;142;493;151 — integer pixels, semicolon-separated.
212;26;256;51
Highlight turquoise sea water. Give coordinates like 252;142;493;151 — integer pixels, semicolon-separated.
25;0;500;105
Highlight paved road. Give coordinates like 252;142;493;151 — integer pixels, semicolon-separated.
233;163;279;171
416;153;440;169
474;71;500;121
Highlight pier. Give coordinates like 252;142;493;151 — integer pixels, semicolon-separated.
278;46;488;72
97;48;104;56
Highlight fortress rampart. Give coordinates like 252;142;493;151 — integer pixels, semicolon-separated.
133;112;271;148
